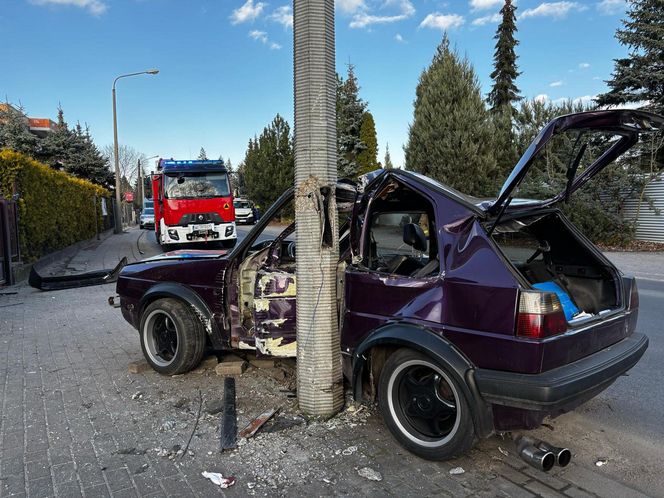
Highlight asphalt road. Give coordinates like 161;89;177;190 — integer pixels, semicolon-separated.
135;224;664;494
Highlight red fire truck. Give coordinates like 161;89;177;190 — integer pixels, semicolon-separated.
152;159;236;250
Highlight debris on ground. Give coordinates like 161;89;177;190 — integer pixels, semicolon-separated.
156;445;183;459
220;377;237;451
357;467;383;482
158;419;177;432
449;467;465;475
116;448;147;456
202;471;236;489
596;458;608;467
239;408;278;438
131;391;143;400
342;446;358;456
498;447;509;457
134;463;149;475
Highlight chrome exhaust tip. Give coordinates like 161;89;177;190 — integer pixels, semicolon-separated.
514;436;555;472
536;441;572;467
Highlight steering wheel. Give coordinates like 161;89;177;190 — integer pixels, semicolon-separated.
287;241;296;259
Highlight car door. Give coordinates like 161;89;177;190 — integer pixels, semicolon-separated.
251;224;297;357
341;175;443;350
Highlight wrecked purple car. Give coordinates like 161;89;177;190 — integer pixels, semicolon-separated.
115;110;660;461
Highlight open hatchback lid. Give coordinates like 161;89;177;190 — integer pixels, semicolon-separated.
487;109;664;216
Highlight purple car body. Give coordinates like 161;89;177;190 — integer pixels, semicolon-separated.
115;110;661;460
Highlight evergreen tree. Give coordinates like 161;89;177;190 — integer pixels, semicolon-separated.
596;0;664;114
336;64;367;178
198;147;208;160
356;112;379;175
0;103;38;155
405;36;497;196
243;114;294;209
595;0;664;172
488;0;521;113
384;143;394;169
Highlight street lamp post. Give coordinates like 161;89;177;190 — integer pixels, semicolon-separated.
112;69;159;234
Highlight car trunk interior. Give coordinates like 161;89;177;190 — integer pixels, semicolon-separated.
490;211;622;321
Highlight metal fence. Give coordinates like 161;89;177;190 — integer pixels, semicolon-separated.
623;176;664;243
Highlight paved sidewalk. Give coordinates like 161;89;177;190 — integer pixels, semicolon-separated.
0;228;653;497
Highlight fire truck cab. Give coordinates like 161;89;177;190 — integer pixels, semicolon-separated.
152;159;236;250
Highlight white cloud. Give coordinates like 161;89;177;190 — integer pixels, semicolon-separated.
597;0;626;15
592;76;602;80
230;0;266;25
349;0;415;29
572;94;595;105
249;30;268;43
579;62;590;69
395;33;405;42
520;2;585;20
419;13;465;30
469;0;503;11
471;13;501;26
270;5;293;28
350;13;408;28
549;80;563;87
337;0;366;14
270;42;282;50
30;0;107;15
534;94;549;103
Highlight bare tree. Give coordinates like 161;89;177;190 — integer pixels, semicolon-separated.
102;144;146;187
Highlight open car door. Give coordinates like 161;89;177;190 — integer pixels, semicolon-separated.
251;224;298;357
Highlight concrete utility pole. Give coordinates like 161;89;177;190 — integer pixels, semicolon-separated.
293;0;343;416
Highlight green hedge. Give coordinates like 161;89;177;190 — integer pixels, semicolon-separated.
0;149;110;262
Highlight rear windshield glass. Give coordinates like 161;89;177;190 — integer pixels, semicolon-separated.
516;130;623;201
143;208;154;215
234;200;251;208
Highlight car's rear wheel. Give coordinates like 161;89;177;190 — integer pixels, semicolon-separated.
378;348;474;460
139;298;206;375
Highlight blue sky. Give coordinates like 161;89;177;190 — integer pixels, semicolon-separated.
1;0;630;170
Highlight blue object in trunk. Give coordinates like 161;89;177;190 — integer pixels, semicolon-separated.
532;281;580;320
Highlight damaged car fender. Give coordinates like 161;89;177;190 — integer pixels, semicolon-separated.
139;282;226;349
351;322;494;438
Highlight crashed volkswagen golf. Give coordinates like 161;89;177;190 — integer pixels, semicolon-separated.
114;110;659;462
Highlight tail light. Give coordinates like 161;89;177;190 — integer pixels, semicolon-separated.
517;290;568;339
628;280;639;310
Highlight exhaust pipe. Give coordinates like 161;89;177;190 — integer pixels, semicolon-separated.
535;440;572;468
514;435;555;472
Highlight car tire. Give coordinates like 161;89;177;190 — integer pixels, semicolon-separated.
139;298;206;375
378;348;475;460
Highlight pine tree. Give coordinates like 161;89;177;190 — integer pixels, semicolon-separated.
0;103;38;155
405;36;497;196
336;64;367;178
384;143;394;169
198;147;208;160
356;112;379;175
42;108;112;187
243;114;294;209
488;0;521;113
596;0;664;113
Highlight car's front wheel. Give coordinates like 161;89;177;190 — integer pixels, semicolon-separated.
378;348;475;460
139;298;206;375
